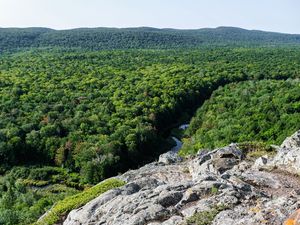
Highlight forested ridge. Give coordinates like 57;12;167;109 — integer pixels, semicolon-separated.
0;28;300;224
1;48;299;179
180;79;300;155
1;26;300;52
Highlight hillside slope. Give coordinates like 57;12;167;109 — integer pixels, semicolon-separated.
1;26;300;52
61;129;300;225
181;79;300;155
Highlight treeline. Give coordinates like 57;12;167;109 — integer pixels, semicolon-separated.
1;48;300;183
181;79;300;155
1;26;300;52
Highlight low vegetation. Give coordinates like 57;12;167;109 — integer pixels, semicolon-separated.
35;178;125;225
0;167;80;225
0;166;124;225
238;142;276;159
185;205;227;225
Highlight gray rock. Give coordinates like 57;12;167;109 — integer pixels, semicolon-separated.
157;191;183;207
178;188;199;205
189;144;243;180
252;155;269;170
158;151;182;165
213;143;244;160
213;196;300;225
281;130;300;149
266;130;300;174
62;130;300;225
161;215;183;225
241;170;282;190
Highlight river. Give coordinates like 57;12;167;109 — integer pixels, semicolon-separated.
170;123;189;153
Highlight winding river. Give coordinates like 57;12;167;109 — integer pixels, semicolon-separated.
170;123;189;153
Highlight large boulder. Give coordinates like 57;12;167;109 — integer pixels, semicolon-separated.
266;130;300;174
281;130;300;149
158;151;182;165
189;144;244;180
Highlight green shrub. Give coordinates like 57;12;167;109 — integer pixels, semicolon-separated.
238;142;276;159
21;179;50;187
35;178;125;225
0;168;81;225
0;209;20;225
10;167;30;179
186;205;227;225
210;187;218;195
28;167;65;181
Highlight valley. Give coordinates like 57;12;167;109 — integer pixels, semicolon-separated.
0;27;299;225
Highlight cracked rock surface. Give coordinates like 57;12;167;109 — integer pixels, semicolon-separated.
63;130;300;225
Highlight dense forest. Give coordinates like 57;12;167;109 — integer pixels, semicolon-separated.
0;27;300;224
180;79;300;155
1;26;300;52
1;48;300;183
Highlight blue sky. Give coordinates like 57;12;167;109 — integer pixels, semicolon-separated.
0;0;299;34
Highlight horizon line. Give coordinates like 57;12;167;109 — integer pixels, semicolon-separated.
0;25;299;35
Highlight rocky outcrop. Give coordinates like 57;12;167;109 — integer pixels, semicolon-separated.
266;130;300;175
158;151;182;165
63;130;300;225
281;130;300;149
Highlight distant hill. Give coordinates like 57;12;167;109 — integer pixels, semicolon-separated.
1;26;300;52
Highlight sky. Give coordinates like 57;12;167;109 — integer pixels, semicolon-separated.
0;0;300;34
